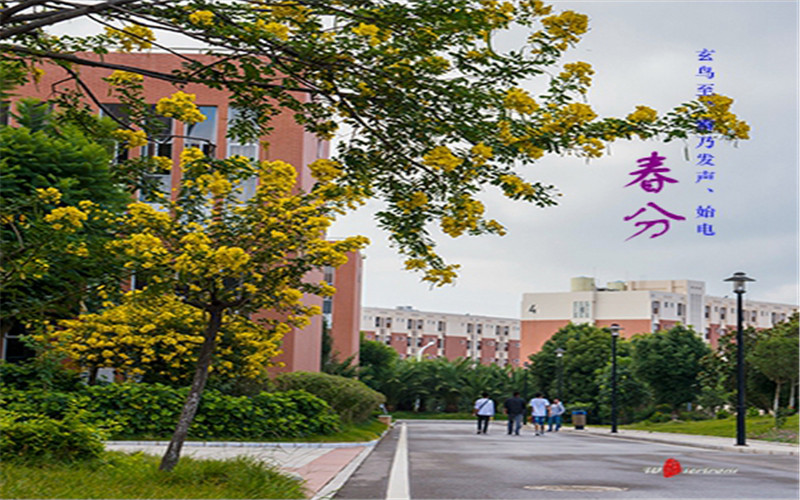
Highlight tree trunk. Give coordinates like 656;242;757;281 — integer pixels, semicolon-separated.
772;380;781;415
790;379;797;410
159;307;223;472
87;366;98;385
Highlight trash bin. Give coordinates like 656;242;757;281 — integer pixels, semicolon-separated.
572;410;586;430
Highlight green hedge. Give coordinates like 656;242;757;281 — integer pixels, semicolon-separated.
274;371;385;424
0;412;105;463
0;383;339;440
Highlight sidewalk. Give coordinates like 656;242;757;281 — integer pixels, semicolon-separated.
561;426;799;455
105;438;382;499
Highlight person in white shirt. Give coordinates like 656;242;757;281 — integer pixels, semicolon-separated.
548;398;565;432
473;392;495;434
528;393;550;436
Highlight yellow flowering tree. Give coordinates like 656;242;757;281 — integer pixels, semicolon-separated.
1;0;749;285
48;293;283;386
83;139;366;469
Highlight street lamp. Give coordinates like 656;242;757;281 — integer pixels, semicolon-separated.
724;271;755;446
555;347;565;400
609;324;622;434
416;339;437;361
523;361;531;401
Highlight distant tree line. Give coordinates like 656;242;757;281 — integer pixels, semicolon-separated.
350;314;798;424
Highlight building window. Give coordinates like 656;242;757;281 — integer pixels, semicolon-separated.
720;308;726;321
476;341;482;351
677;303;685;316
437;321;446;333
652;301;660;314
476;324;482;334
466;340;471;349
406;337;411;346
437;338;442;348
375;317;382;328
573;301;590;318
705;306;710;319
386;317;392;329
385;337;391;345
407;318;413;330
467;324;473;333
417;319;424;330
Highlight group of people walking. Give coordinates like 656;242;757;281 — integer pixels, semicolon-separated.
472;392;565;436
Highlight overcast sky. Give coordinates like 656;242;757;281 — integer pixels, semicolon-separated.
330;0;800;318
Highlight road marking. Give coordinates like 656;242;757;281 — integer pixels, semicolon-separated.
386;423;409;500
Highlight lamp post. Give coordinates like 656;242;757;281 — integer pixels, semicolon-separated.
523;361;531;402
417;339;437;361
555;347;565;400
724;272;755;446
609;324;621;433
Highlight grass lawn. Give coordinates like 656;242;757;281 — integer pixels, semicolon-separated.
0;452;305;499
624;414;799;444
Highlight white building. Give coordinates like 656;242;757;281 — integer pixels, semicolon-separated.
361;306;522;366
520;277;797;359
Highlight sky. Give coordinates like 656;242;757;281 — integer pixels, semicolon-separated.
329;1;800;318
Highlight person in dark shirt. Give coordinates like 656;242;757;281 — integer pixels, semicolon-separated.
503;391;526;435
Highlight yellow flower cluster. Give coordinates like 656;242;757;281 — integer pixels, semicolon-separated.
197;171;233;198
697;94;750;140
576;135;605;158
478;0;516;29
539;102;597;134
308;159;343;182
189;10;214;26
152;155;173;172
423;146;463;172
627;105;658;123
105;70;144;86
127;202;173;230
270;2;310;23
485;219;507;236
499;174;536;198
470;142;494;166
35;187;62;204
258;160;297;195
180;146;205;167
504;87;539;115
253;19;290;41
422;264;461;286
559;61;594;92
396;191;429;213
66;242;90;257
156;91;206;124
104;24;155;52
539;10;588;49
520;0;552;16
44;206;88;232
440;196;484;237
422;55;451;74
112;129;148;149
352;23;382;46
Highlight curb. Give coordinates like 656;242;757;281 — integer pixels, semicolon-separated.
105;439;382;449
311;426;394;500
562;429;798;456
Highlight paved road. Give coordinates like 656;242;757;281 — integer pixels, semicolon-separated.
336;420;799;499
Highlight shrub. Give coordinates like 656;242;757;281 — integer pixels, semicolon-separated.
0;383;340;440
274;371;386;424
716;409;731;419
648;411;671;423
0;412;104;463
746;407;761;418
0;358;83;392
